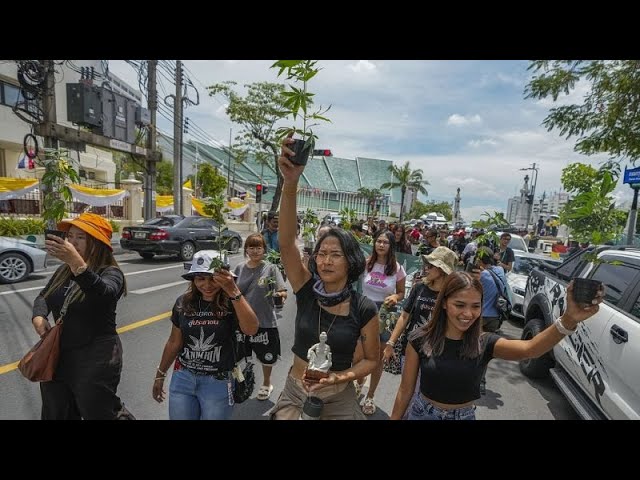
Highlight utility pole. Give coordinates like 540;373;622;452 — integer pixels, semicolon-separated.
41;59;59;229
226;128;232;197
173;61;183;215
519;162;538;229
194;142;199;198
144;60;158;220
626;186;639;245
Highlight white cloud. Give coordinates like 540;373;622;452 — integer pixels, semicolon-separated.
106;60;638;223
447;114;482;126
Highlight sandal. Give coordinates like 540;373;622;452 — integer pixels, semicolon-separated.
257;384;274;401
362;397;376;415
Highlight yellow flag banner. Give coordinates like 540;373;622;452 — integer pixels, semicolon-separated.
156;195;174;212
183;179;193;189
0;177;39;200
191;197;208;217
227;200;248;217
68;184;127;207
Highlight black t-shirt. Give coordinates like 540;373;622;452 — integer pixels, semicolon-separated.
32;265;125;350
292;278;377;371
411;333;501;403
171;295;238;374
498;247;515;266
403;283;439;337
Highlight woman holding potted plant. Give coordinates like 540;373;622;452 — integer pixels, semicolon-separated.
233;233;287;401
266;135;379;420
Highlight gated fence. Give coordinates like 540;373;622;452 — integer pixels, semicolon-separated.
0;188;125;219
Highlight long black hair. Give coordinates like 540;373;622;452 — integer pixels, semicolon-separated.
308;227;365;285
367;230;397;276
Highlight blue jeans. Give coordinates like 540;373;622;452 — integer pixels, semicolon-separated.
408;393;476;421
169;368;234;420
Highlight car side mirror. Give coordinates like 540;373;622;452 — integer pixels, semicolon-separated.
528;247;535;253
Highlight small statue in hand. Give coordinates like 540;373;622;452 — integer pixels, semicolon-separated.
305;331;332;383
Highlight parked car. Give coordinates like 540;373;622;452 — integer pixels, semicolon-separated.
0;237;48;284
506;251;562;320
520;245;640;419
120;216;242;261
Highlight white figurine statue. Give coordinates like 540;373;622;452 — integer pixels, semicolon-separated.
307;331;332;373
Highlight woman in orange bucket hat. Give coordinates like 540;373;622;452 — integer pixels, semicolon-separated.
30;212;131;419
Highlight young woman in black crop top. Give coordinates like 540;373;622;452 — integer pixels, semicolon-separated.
391;271;604;420
266;134;379;420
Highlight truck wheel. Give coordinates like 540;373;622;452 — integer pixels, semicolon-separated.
519;317;555;378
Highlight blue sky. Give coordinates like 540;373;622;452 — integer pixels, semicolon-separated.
109;60;636;222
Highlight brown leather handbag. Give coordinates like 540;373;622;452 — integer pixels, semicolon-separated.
19;284;77;382
18;320;63;382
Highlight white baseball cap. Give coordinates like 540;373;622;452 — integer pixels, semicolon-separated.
182;250;235;280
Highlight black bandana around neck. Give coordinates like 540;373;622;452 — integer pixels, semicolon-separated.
312;279;352;307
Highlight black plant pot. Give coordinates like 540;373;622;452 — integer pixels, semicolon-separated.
572;278;601;304
290;139;312;166
273;295;283;309
44;228;67;240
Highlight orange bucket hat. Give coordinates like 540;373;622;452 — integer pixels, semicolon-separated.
57;213;113;251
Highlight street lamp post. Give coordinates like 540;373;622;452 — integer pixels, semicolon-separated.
520;163;539;229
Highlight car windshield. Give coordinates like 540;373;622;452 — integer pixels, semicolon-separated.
145;216;180;227
513;255;562;275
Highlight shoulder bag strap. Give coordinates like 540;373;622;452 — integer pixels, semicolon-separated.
486;268;506;296
57;283;80;324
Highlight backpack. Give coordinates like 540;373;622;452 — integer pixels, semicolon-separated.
486;268;512;321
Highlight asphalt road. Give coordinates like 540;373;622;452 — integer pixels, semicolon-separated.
0;251;578;420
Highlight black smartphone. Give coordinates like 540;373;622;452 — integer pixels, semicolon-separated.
44;229;67;240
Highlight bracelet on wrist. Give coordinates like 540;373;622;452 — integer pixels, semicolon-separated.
555;317;577;336
154;376;165;381
157;366;167;377
386;340;395;347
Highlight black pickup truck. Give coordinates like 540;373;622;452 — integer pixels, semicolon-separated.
519;246;640;420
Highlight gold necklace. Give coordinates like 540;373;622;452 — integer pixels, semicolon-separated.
318;304;339;341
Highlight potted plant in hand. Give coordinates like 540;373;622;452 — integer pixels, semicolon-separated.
271;60;331;166
258;275;283;309
38;148;81;238
203;192;231;272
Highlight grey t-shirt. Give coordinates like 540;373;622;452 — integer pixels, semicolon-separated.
233;261;285;328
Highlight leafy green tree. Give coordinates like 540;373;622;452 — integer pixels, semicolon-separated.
560;167;626;244
525;60;640;164
408;200;453;221
156;161;173;195
380;162;429;223
560;163;600;194
195;163;227;198
207;81;286;211
357;187;382;220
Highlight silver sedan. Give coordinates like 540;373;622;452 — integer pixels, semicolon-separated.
0;237;48;284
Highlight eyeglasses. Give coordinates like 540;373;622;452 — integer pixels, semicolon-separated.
313;252;345;263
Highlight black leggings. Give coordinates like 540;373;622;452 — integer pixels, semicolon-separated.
40;335;124;420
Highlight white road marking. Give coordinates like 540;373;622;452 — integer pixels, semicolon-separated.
131;280;186;294
0;286;43;296
0;264;184;296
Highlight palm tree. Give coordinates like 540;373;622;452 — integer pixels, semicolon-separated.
357;187;382;220
381;162;429;223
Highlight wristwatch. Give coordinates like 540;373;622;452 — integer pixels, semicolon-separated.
74;264;88;276
229;292;243;301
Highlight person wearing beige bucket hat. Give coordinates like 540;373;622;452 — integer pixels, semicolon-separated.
31;212;131;419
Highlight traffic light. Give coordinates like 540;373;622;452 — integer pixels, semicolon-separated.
263;184;268;195
255;184;263;203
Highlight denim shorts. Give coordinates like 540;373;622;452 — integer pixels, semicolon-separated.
408;393;476;421
169;368;234;420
